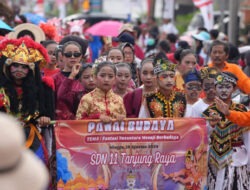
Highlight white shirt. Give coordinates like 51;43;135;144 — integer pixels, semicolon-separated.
190;99;210;118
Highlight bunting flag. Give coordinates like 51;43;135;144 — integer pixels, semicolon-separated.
193;0;214;30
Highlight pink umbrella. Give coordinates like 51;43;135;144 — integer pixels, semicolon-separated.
85;20;123;37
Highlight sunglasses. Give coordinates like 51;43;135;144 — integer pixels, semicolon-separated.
64;52;82;58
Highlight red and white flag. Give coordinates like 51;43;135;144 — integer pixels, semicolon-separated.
193;0;214;30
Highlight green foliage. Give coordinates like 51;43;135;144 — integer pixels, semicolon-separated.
175;12;197;35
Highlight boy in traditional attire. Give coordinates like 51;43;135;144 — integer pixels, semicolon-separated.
183;69;202;117
145;59;186;118
203;72;250;190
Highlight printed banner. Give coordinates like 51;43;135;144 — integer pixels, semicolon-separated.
56;118;208;190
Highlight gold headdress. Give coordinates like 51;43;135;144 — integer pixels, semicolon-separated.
153;59;176;74
0;37;49;72
200;67;219;80
4;42;35;71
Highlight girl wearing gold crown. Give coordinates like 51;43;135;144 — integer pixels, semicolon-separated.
0;37;52;164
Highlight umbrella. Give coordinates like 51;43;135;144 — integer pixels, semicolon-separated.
0;20;13;35
85;20;123;37
23;13;47;25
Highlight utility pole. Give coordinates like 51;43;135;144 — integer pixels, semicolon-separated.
219;0;226;33
228;0;239;45
149;0;156;18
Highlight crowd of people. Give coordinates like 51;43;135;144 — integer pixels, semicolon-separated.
1;10;250;189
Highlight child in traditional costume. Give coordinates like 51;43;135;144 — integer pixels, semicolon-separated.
113;63;133;98
41;40;60;77
146;59;186;118
0;37;51;162
183;69;202;117
78;63;96;95
76;61;126;122
203;72;250;190
53;41;85;120
107;47;124;64
124;58;157;118
191;67;219;118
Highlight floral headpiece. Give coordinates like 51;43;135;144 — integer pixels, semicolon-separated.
153;59;176;74
47;17;63;42
215;72;238;85
39;22;57;40
200;67;219;80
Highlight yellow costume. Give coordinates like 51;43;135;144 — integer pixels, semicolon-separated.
76;88;126;119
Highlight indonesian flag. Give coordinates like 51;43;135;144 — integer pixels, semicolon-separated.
193;0;214;30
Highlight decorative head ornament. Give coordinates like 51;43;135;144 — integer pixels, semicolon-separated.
215;72;238;85
184;69;201;83
47;17;63;42
3;42;35;71
0;36;49;73
153;59;176;74
200;67;219;80
67;20;86;35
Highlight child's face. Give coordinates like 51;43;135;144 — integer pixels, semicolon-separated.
46;43;57;65
80;67;96;91
140;62;156;89
123;46;134;64
202;78;216;101
157;71;175;91
184;81;202;101
115;67;131;90
216;81;234;101
107;49;124;64
95;66;116;92
62;44;82;69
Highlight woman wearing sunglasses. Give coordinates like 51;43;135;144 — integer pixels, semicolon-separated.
53;41;85;120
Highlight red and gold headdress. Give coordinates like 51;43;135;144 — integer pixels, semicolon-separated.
0;36;49;72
